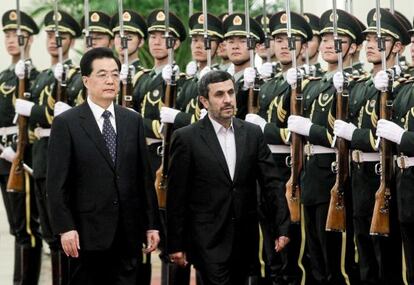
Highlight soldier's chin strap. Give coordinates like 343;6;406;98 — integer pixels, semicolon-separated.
385;40;396;61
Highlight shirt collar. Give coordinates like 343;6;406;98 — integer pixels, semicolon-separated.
209;115;234;134
87;96;115;121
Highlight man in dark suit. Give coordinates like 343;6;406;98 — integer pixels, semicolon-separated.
46;47;160;285
166;70;290;285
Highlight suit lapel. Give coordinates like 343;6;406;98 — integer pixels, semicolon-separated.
79;103;115;171
232;119;246;183
199;117;232;181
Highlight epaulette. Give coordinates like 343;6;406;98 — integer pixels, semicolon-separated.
307;76;322;81
302;78;311;89
393;77;406;89
132;69;151;86
356;73;371;82
274;71;283;78
403;76;414;84
67;67;79;81
179;72;187;78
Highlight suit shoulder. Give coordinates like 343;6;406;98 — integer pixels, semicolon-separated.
236;118;262;134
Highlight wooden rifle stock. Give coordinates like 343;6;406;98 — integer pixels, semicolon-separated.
7;76;29;192
286;76;303;223
370;90;392;236
155;77;177;209
121;69;133;108
326;88;349;232
247;75;260;114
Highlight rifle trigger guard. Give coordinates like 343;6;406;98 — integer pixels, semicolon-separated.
374;162;381;175
157;145;164;157
331;161;338;173
285;155;292;168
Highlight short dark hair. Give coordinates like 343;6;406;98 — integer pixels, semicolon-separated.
198;70;235;99
80;47;121;76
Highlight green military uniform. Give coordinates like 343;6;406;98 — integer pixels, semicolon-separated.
253;11;313;285
171;12;224;129
131;9;189;285
222;13;265;119
66;11;114;106
1;10;42;284
303;13;326;78
391;21;414;285
299;9;364;284
28;10;81;285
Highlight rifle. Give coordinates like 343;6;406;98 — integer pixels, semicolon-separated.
245;0;259;114
285;0;302;223
370;0;391;236
228;0;233;14
118;0;133;108
7;0;32;192
84;0;92;49
155;0;177;209
325;0;349;232
53;0;68;103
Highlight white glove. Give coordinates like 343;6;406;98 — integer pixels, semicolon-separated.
199;66;211;80
333;72;344;92
120;63;129;82
258;62;273;79
376;119;405;145
227;64;235;76
54;63;64;81
245;113;266;132
374;70;389;91
185;61;197;77
286;68;298;86
243;67;256;89
200;108;207;120
160;107;180;124
333;120;357;141
54;101;71;117
0;146;16;163
391;64;402;77
14;60;26;80
287;115;312;136
15;99;34;117
162;64;180;83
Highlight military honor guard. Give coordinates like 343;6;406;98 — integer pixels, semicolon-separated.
1;9;42;284
13;9;81;284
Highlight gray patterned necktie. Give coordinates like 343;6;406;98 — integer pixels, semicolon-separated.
102;110;117;163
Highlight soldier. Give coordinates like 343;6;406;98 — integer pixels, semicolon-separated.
246;10;312;285
299;13;325;77
64;11;114;109
0;9;42;285
351;17;368;77
217;13;231;71
286;9;363;285
160;12;223;130
221;13;265;119
131;9;188;285
255;14;279;79
13;10;81;285
333;8;409;284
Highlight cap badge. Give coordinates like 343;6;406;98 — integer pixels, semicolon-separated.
280;13;287;24
53;12;62;22
156;11;166;21
233;15;242;26
91;12;100;22
9;11;17;21
198;14;205;24
123;12;131;22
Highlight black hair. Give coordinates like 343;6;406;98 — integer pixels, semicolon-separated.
80;47;121;76
198;70;235;99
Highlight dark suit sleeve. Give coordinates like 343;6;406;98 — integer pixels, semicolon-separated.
137;114;160;231
255;127;290;237
166;129;191;254
46;115;75;235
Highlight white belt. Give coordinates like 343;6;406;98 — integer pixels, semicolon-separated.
34;127;51;138
351;150;380;163
268;144;291;154
304;144;335;156
396;156;414;169
0;126;18;136
146;137;162;146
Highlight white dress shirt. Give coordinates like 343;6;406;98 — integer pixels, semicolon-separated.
209;116;236;180
87;96;117;133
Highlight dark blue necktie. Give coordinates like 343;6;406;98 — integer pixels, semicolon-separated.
102;110;117;163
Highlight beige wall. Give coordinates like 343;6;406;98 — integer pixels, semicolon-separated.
1;0;413;71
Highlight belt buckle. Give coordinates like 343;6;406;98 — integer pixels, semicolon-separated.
397;155;408;169
304;144;313;156
352;150;362;163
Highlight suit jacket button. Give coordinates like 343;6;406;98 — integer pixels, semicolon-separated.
113;200;119;206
